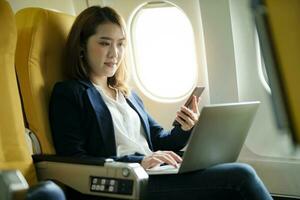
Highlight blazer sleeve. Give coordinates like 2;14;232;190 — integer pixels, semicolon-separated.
49;82;92;158
131;92;192;152
110;153;144;163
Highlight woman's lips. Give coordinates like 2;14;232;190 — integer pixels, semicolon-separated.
104;62;116;67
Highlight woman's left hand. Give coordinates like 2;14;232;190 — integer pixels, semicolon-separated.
175;95;200;131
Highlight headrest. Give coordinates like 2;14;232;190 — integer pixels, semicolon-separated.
0;0;16;54
15;8;75;154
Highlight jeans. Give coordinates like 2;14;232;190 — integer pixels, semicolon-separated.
26;181;66;200
146;163;273;200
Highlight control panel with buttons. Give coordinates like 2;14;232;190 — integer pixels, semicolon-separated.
90;176;133;195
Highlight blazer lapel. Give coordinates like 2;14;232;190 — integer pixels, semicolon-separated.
80;80;117;156
126;96;153;150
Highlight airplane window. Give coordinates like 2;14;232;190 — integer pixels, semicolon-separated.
130;2;198;101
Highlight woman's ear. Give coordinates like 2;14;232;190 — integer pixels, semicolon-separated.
80;45;86;59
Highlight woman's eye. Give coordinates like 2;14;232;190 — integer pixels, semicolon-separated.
99;42;110;46
118;42;125;47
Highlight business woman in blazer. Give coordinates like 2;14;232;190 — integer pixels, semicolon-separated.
49;6;272;200
50;79;192;163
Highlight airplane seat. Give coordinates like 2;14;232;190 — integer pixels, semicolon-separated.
252;0;300;144
15;7;148;200
1;170;65;200
0;0;65;199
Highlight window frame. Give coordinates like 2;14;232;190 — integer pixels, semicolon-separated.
129;1;199;102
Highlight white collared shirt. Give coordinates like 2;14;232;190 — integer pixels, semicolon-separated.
93;84;153;157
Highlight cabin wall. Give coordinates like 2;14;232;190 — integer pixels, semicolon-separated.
199;0;239;104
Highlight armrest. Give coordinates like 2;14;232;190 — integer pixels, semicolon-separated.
0;170;28;200
0;170;66;200
32;155;148;200
32;154;106;166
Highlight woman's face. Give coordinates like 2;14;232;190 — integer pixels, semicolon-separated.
85;22;126;78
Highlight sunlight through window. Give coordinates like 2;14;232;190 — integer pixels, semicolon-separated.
131;3;198;101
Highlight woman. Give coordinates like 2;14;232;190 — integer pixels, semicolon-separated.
49;6;273;200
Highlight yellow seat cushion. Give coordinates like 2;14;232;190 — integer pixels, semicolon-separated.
15;8;75;154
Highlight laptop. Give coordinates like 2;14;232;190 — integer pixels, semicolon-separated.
146;101;260;175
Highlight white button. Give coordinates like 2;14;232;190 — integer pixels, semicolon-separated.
92;178;98;184
122;168;130;177
91;185;96;190
108;186;114;192
96;185;101;191
110;180;115;185
100;185;105;191
101;179;106;184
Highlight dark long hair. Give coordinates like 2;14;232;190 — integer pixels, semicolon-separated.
65;6;129;96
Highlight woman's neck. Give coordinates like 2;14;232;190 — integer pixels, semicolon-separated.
90;75;117;100
90;75;108;89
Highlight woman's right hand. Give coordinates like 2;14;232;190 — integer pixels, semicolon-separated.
141;151;182;169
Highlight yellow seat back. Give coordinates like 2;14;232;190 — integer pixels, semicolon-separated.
0;0;36;185
15;8;75;154
264;0;300;143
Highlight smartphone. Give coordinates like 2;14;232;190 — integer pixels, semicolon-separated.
172;86;205;126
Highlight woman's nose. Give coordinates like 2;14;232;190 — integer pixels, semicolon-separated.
108;44;118;58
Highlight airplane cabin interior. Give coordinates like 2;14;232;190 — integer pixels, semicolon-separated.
0;0;300;199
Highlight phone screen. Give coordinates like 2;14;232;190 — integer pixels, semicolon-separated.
172;86;205;126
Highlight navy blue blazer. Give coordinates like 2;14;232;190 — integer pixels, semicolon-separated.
49;79;191;163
